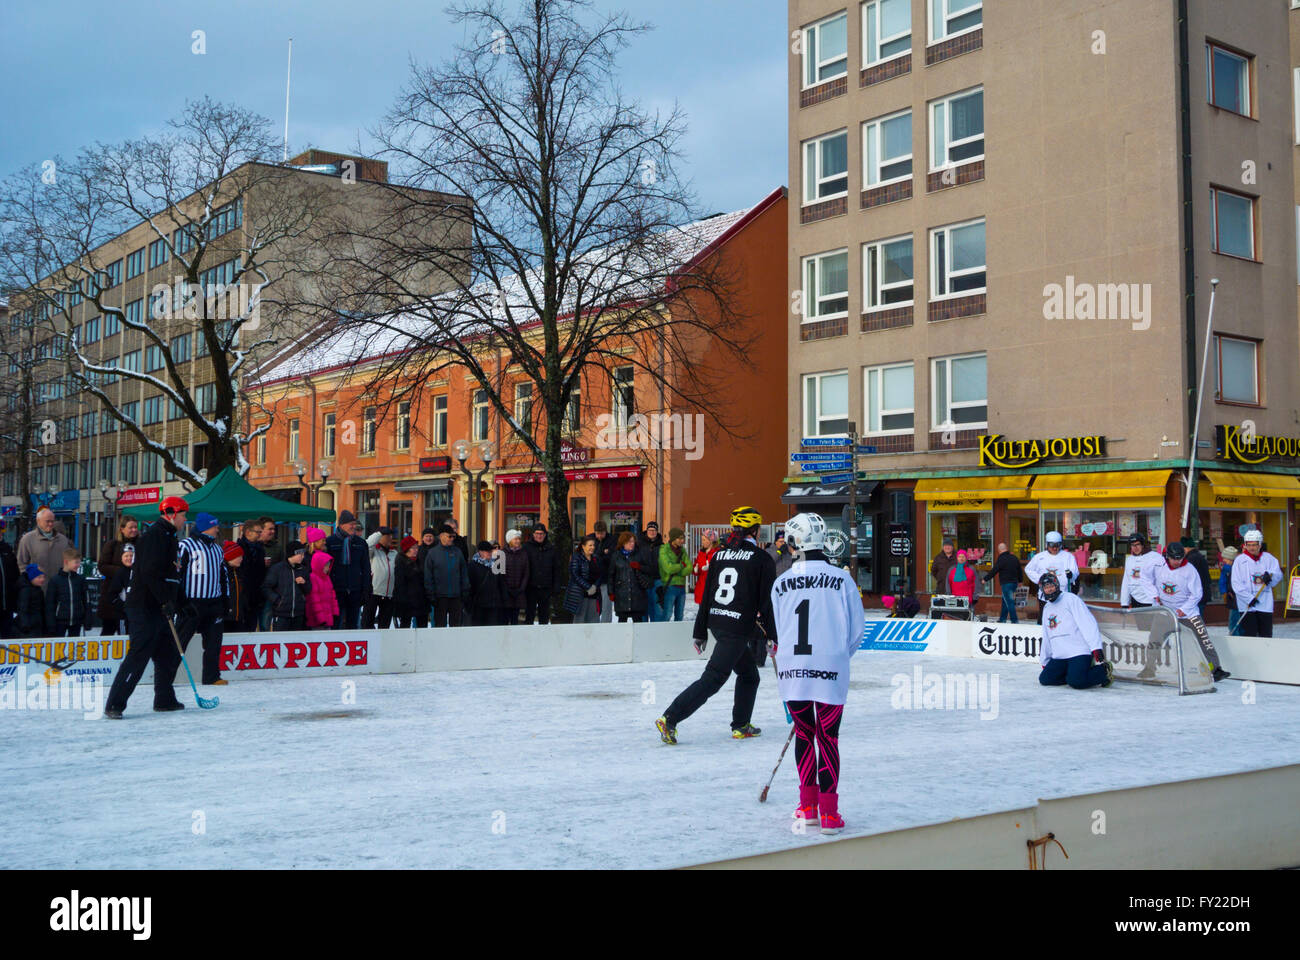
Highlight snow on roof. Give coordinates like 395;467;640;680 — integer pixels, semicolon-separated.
253;202;760;386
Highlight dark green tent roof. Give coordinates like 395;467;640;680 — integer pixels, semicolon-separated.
122;466;336;524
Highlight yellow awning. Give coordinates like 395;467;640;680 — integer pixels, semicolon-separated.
1030;470;1172;502
1201;471;1300;501
915;475;1033;500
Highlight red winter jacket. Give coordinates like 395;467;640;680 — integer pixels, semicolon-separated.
306;552;340;629
692;547;717;605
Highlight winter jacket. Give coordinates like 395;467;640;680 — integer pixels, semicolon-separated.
692;547;717;605
658;544;689;589
0;539;19;616
766;544;796;577
503;545;530;608
18;576;48;637
17;528;71;581
416;540;437;573
468;555;507;612
423;542;469;600
263;559;312;620
393;555;428;619
128;519;181;612
930;550;957;593
306;552;340;629
592;533;616;585
523;535;560;592
366;532;397;599
563;552;600;614
226;564;249;625
45;570;92;630
610;548;652;616
1186;548;1212;608
236;536;266;601
635;533;663;582
326;530;372;600
98;536;138;582
946;564;979;604
99;566;133;622
982;551;1023;587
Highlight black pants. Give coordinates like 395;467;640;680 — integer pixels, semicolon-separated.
99;617;122;637
524;587;552;624
1239;610;1273;637
663;632;760;731
273;615;306;632
240;595;262;633
363;596;394;630
789;701;844;793
52;624;83;638
395;611;429;629
432;597;463;628
1;611;18;639
334;592;364;630
106;605;182;712
175;597;226;685
503;606;519;625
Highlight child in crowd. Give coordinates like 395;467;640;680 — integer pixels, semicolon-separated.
18;565;48;638
306;550;339;631
224;541;247;628
98;543;135;636
265;541;311;631
46;548;93;638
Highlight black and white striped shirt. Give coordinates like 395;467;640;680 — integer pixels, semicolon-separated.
178;533;229;601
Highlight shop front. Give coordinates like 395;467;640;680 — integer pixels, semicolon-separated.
495;465;645;539
914;476;1031;598
780;481;880;592
1196;470;1299;605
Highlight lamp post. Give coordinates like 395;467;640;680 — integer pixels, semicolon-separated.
454;439;495;545
294;459;331;506
98;478;119;569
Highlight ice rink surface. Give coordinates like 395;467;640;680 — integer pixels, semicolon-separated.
2;649;1299;869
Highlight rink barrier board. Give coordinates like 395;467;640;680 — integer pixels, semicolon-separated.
686;763;1300;870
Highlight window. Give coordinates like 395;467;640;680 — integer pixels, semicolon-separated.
396;402;411;450
2;472;13;496
864;363;915;435
207;199;243;240
143;395;163;425
150;285;170;321
930;218;986;298
1295;70;1300;144
514;383;533;435
471;390;489;442
125;248;145;279
801;11;848;88
142;452;161;483
612;367;635;430
125;298;143;328
1206;41;1250;116
168;445;189;471
148;237;169;269
432;396;447;447
174;225;195;255
863;235;914;309
931;353;987;428
63;462;77;490
929;0;981;43
121;401;139;425
172;333;191;363
81;411;96;437
103;260;122;288
99;456;116;483
803;130;849;205
196;383;216;415
1216;335;1259;405
863;0;911;65
362;406;377;453
145;344;165;371
324;412;337;457
289;419;300;461
104;312;120;338
565;386;581;434
199;256;240;295
84;316;100;343
121;350;141;373
863;110;912;187
802;249;850;320
119;453;138;485
803;370;849;437
195;331;209;357
168;396;185;420
930;87;983;170
1209;187;1255;259
255;434;267;466
101;357;118;384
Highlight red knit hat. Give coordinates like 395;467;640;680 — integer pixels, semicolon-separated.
223;540;244;562
400;535;418;553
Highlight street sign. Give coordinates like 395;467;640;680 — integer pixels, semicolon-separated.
801;437;851;448
856;445;878;455
891;537;912;557
818;471;855;483
889;522;911;538
798;460;851;471
790;453;854;463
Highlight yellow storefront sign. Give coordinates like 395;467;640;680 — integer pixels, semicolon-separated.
915;475;1032;504
1199;471;1300;509
1029;470;1172;502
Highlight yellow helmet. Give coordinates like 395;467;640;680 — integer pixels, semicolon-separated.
729;505;763;529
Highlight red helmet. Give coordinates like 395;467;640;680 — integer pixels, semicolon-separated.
160;496;190;516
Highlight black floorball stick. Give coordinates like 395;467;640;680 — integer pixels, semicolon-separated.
759;725;797;804
166;616;219;709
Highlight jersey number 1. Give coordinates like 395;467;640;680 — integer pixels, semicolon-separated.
793;598;812;656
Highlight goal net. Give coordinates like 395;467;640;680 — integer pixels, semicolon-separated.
1087;604;1215;695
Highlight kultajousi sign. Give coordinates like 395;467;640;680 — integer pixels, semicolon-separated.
1216;424;1300;465
978;434;1107;468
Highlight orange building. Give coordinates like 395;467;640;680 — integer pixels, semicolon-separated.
248;188;788;542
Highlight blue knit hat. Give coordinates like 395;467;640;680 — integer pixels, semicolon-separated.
25;564;43;581
194;512;219;534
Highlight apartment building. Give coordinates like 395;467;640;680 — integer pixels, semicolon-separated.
787;0;1299;616
0;150;468;554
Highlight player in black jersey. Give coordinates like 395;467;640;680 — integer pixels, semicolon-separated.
656;506;777;743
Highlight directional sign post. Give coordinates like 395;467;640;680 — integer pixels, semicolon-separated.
818;471;855;484
801;437;851;448
791;453;855;463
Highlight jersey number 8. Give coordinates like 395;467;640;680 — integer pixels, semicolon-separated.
714;567;738;605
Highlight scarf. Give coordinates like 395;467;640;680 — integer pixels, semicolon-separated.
472;554;494;569
951;563;971;582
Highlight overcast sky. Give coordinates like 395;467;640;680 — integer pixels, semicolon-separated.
0;0;788;216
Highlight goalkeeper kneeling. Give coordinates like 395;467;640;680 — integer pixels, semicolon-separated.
1037;572;1113;689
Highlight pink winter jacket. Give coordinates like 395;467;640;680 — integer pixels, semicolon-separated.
306;552;340;629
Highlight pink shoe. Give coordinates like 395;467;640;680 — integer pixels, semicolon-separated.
819;792;844;835
793;783;818;829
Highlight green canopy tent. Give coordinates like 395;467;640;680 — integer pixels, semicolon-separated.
121;466;336;525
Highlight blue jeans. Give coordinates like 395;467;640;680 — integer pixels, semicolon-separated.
999;583;1018;623
1227;606;1242;634
1039;654;1108;689
645;579;664;622
663;585;686;622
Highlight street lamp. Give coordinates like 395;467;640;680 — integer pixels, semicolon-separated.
454;439;495;544
294;459;331;506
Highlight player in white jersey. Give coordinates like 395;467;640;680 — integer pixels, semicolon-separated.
1119;533;1162;609
769;513;864;835
1025;532;1080;624
1230;529;1284;637
1142;540;1227;682
1037;571;1113;689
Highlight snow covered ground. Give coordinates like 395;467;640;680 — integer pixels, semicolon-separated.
2;649;1298;869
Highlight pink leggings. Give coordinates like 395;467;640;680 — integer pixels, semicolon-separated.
788;700;843;793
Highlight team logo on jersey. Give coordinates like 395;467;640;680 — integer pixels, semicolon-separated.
1252;574;1265;585
1161;582;1176;595
1047;615;1058;629
861;620;938;652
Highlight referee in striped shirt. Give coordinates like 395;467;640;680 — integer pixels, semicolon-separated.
175;512;231;686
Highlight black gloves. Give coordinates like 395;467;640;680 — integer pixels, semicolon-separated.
1260;572;1273;586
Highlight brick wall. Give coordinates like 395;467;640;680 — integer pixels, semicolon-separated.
800;76;848;108
861;179;914;209
927;293;986;323
800;196;848;224
861;305;914;332
799;315;848;341
926;28;983;66
860;54;911;88
927;159;985;194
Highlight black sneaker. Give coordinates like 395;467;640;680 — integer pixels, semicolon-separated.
1213;667;1231;682
154;702;185;712
731;723;762;739
104;707;123;719
1101;660;1115;687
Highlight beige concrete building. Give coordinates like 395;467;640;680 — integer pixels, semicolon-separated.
786;0;1299;617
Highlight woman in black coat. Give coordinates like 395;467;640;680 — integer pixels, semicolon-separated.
98;545;134;636
609;533;652;623
468;541;507;626
563;536;601;623
393;537;429;628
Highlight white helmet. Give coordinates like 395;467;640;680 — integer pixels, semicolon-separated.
1243;529;1264;544
784;513;827;553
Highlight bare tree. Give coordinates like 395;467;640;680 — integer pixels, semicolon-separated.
323;0;755;563
0;294;53;536
0;98;327;485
